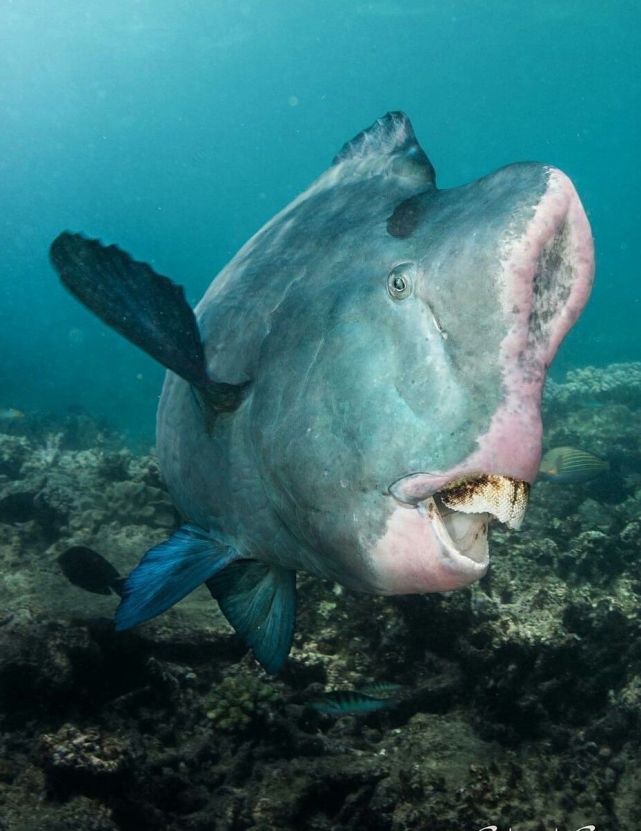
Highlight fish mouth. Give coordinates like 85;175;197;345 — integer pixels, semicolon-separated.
409;474;529;567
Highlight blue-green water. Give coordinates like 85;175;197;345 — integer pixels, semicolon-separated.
1;0;639;441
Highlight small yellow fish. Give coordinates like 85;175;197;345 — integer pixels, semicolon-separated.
538;446;609;484
0;408;24;421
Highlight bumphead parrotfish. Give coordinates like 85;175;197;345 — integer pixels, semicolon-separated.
50;112;594;673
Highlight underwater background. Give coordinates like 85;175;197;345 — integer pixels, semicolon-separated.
2;2;641;830
1;0;640;441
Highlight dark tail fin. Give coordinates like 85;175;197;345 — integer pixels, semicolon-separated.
58;545;122;596
50;232;246;412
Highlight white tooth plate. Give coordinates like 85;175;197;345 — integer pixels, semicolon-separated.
421;498;490;564
439;476;529;529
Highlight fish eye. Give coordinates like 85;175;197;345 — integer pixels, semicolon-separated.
387;262;414;300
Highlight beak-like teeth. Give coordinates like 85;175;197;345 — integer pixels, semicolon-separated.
438;474;529;530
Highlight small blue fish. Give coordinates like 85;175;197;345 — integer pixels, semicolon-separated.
357;681;404;698
538;446;609;484
309;690;397;715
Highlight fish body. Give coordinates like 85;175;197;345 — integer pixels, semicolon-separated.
0;408;24;422
157;113;593;592
57;546;124;596
356;681;405;698
538;446;609;484
50;112;594;672
309;690;396;715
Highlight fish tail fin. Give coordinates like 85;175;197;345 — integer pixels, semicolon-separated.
207;561;297;674
114;524;239;630
49;232;246;412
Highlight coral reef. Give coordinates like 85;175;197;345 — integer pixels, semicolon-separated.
40;723;132;799
203;669;283;733
545;361;641;406
0;363;640;829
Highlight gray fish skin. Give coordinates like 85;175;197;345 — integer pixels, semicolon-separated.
157;112;594;596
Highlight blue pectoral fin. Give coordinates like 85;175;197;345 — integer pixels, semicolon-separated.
206;561;297;674
115;524;239;631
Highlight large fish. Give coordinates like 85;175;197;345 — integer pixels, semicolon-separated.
50;112;594;672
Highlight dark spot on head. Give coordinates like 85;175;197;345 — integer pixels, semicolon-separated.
386;194;425;239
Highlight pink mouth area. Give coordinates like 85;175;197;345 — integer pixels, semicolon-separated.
373;474;529;594
372;495;492;594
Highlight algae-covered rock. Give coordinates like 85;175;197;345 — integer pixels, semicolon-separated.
0;435;30;479
1;369;641;829
203;669;282;733
40;723;131;780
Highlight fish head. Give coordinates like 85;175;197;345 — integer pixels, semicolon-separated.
249;113;594;594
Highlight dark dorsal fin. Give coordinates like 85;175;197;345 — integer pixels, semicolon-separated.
50;233;246;413
332;111;436;187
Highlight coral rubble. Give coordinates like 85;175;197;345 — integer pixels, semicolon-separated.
0;364;640;829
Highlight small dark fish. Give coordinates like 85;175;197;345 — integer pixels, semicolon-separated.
309;690;397;715
0;492;36;524
357;681;404;698
538;446;609;484
57;546;124;596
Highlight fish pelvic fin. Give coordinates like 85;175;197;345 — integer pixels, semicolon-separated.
206;561;297;675
115;524;239;630
49;232;247;413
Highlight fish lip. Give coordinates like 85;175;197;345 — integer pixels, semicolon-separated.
419;496;492;571
390;472;530;567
